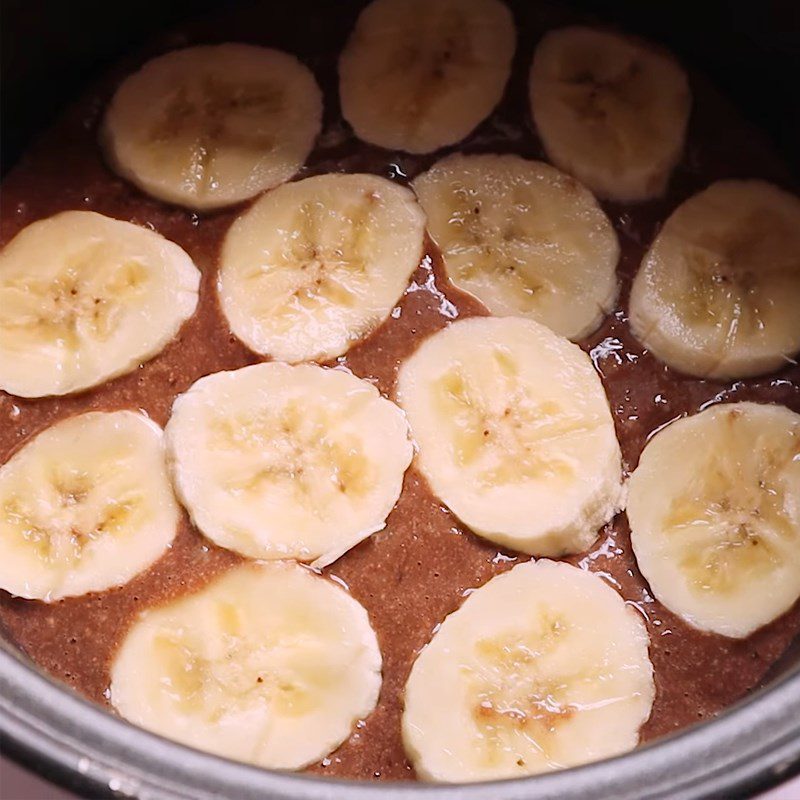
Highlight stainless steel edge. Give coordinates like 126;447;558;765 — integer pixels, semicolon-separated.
2;641;800;800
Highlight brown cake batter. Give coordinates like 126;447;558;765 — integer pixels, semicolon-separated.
1;0;799;782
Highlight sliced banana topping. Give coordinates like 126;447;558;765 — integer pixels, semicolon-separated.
396;317;623;556
339;0;515;154
0;211;199;398
402;559;654;782
630;180;800;379
412;154;619;340
0;411;179;601
165;363;412;567
628;402;800;639
530;27;691;202
110;561;382;770
102;44;322;210
218;172;426;363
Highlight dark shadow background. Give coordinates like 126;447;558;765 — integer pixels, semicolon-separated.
1;0;798;176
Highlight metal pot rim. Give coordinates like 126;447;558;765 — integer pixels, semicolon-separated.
2;639;799;800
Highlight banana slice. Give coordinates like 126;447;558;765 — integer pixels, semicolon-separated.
0;411;179;601
530;27;691;202
629;180;800;379
218;172;426;363
396;317;623;556
110;561;381;770
403;559;654;782
102;44;322;211
628;402;800;639
339;0;515;154
165;362;412;567
412;154;619;340
0;211;200;398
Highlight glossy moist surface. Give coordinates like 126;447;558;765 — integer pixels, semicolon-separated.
1;0;799;783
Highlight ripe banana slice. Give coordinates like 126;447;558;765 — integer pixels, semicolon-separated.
412;154;619;340
165;362;412;567
396;317;624;556
629;180;800;379
530;27;691;202
110;561;381;770
102;44;323;211
402;559;654;782
339;0;515;154
0;211;200;398
0;411;179;601
218;172;426;363
628;402;800;639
